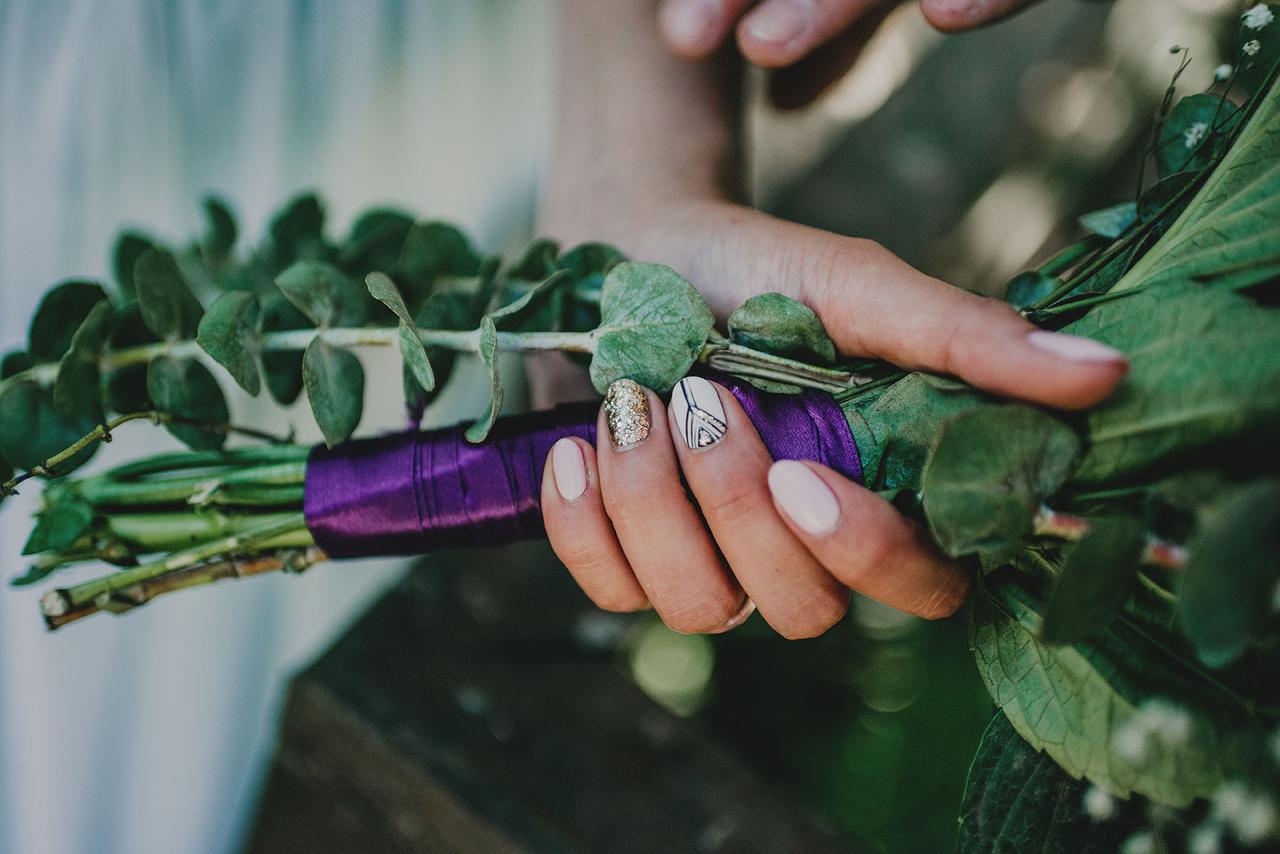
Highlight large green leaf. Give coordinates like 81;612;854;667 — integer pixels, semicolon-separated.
727;292;836;364
589;262;715;394
1039;517;1144;646
134;249;203;340
0;379;98;473
198;291;262;395
53;300;115;422
1066;288;1280;484
302;339;364;447
27;281;108;364
971;576;1258;807
959;713;1145;854
366;272;433;395
922;404;1080;559
146;356;229;450
1176;479;1280;668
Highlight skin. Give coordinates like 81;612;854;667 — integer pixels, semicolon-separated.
539;0;1124;638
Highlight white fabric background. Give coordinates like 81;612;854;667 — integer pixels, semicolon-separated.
0;2;552;852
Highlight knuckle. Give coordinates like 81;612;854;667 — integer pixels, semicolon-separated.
911;574;971;621
591;589;650;614
771;590;849;640
696;478;765;528
660;589;742;635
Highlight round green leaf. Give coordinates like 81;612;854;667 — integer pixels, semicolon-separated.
341;208;414;278
202;195;238;266
134;249;203;340
103;303;159;412
54;300;115;422
1003;272;1057;310
267;193;327;269
0;379;98;473
508;238;559;281
1155;94;1240;179
258;290;308;405
198;291;262;395
275;260;368;328
1;350;33;380
1077;202;1136;239
147;356;230;450
1039;517;1145;645
302;339;364;447
589;262;715;394
922;404;1081;560
112;231;155;300
27;280;109;364
727;292;836;363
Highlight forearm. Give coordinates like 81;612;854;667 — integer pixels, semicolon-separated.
544;0;741;247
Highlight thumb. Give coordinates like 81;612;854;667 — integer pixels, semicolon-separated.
918;0;1043;31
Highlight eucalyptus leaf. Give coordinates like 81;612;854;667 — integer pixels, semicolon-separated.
112;231;155;300
302;339;364;447
367;272;433;394
1176;479;1280;668
727;292;836;363
134;249;203;340
465;317;501;443
1;350;32;380
53;300;115;422
147;356;230;450
1003;272;1057;311
589;262;715;394
267;192;326;269
491;269;571;332
922;404;1080;559
1040;517;1145;645
198;291;262;395
275;260;368;328
258;290;308;405
405;291;474;418
341;208;414;278
398;221;482;310
1077;202;1136;239
202;195;237;265
22;501;94;556
28;280;108;364
508;237;559;280
0;379;98;473
103;304;158;412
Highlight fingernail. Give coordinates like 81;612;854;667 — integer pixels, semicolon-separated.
711;599;757;634
552;438;587;501
605;379;651;449
661;0;720;51
671;376;728;450
768;460;840;537
744;0;812;47
1027;330;1127;363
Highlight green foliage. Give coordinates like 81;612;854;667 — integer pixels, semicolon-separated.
135;250;202;340
1;351;32;379
1155;94;1240;178
112;231;155;299
147;356;229;450
275;260;367;328
922;405;1080;560
464;317;501;443
258;291;308;405
198;291;262;395
1176;479;1280;668
341;208;414;279
727;292;836;364
201;196;237;268
302;339;364;447
367;272;434;395
1040;517;1144;645
54;300;115;422
0;379;97;472
103;304;157;412
1078;202;1136;239
399;221;481;312
508;237;559;280
267;192;327;269
589;261;715;394
28;281;108;364
1003;271;1057;310
1236;5;1280;96
22;500;93;557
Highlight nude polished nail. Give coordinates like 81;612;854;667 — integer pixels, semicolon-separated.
661;0;720;51
1027;330;1127;363
744;0;812;46
768;460;840;536
604;379;651;449
552;438;587;501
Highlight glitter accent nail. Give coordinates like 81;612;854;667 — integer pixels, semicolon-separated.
604;379;650;449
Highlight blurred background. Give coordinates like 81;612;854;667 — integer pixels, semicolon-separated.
0;1;1241;852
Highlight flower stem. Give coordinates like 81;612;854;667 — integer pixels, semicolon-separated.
1033;506;1186;571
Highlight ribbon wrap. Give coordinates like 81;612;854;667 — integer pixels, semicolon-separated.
304;372;861;559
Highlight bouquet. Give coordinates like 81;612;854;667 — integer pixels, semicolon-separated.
2;14;1278;844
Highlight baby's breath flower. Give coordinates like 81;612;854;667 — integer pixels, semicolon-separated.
1121;830;1155;854
1212;782;1278;846
1243;4;1275;31
1214;63;1234;81
1184;122;1209;150
1113;719;1150;762
1084;785;1117;821
1188;823;1223;854
1243;39;1262;57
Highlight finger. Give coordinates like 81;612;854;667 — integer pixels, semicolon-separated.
597;380;751;634
670;376;850;639
542;437;650;613
737;0;882;68
919;0;1042;32
767;460;971;619
768;3;890;110
806;238;1129;410
658;0;755;59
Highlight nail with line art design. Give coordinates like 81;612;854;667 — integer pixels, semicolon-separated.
671;376;727;450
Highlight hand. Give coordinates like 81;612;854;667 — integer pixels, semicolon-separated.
539;199;1128;639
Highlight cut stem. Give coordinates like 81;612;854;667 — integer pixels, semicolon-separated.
1033;506;1186;571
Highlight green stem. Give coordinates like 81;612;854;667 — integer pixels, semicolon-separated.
1037;236;1104;278
1025;287;1143;320
700;341;876;395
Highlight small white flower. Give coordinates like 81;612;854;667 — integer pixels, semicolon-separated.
1243;39;1262;57
1184;121;1209;150
1121;830;1156;854
1113;720;1149;762
1243;4;1275;31
1142;697;1194;745
1214;63;1234;81
1212;782;1278;845
1084;785;1118;821
1188;824;1223;854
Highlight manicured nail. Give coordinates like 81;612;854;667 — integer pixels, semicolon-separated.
744;0;812;47
711;599;757;634
768;461;840;537
552;438;587;501
1027;330;1127;363
671;376;728;450
605;379;651;449
661;0;720;51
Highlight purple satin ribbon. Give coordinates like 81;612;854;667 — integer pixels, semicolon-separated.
304;374;861;559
